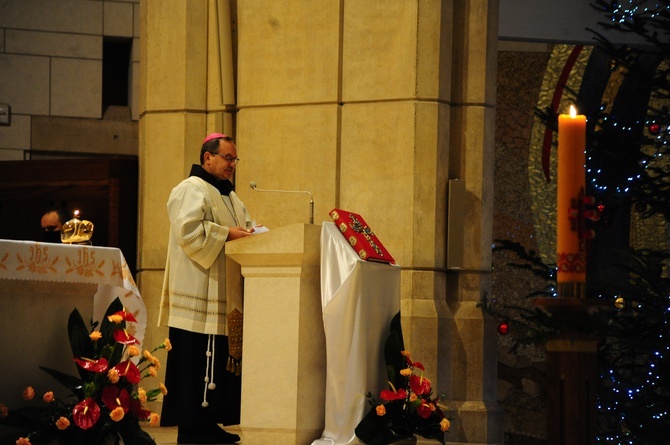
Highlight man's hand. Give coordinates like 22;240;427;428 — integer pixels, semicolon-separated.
228;226;255;241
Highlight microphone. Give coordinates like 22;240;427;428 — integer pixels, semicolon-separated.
250;181;314;224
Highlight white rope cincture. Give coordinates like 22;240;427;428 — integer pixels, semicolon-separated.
201;334;217;407
209;338;217;390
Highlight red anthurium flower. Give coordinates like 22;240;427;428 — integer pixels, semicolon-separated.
416;401;433;419
111;308;138;323
380;388;407;401
130;399;152;420
72;398;101;430
102;386;130;413
113;360;141;384
413;361;425;371
73;357;109;373
113;329;139;345
409;375;431;396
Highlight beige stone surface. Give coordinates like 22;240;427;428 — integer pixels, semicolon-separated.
207;0;235;110
0;114;31;151
50;57;102;118
141;0;208;112
0;0;102;34
5;30;100;59
416;0;453;101
31;115;137;155
131;38;141;120
0;54;50;116
340;101;450;269
104;0;134;37
399;269;451;386
236;0;340;107
235;105;339;229
0;148;26;160
133;2;141;37
342;1;418;101
451;105;495;271
451;0;499;105
137;112;207;270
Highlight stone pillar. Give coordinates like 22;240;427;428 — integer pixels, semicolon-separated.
440;1;503;443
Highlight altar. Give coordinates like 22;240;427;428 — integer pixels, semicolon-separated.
0;240;146;409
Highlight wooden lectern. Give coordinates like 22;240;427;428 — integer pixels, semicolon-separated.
225;223;325;445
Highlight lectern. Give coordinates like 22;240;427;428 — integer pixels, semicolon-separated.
225;223;325;445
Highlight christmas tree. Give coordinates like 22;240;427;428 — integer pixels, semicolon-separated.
488;1;670;443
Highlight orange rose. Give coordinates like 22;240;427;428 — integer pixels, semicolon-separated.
137;388;147;404
43;391;55;403
149;412;160;427
110;406;125;422
22;386;35;401
375;404;386;416
162;338;173;351
440;418;450;432
107;314;123;324
107;369;120;384
56;416;70;430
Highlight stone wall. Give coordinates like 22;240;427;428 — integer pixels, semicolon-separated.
0;0;139;159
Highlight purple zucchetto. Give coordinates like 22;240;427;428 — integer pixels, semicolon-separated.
203;133;228;144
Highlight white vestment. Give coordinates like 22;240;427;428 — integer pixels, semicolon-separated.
158;176;250;336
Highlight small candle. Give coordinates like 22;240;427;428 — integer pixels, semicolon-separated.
557;105;586;296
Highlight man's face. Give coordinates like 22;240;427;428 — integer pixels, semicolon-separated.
41;211;62;232
204;139;238;181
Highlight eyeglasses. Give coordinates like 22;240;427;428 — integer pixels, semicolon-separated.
213;153;240;164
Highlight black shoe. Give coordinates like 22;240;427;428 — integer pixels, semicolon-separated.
177;424;240;444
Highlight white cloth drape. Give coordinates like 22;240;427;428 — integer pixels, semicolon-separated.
313;223;400;445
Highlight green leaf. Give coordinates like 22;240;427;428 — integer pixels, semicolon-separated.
68;308;94;381
38;365;84;397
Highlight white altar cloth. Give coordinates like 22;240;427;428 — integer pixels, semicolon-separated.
313;223;400;445
0;240;146;408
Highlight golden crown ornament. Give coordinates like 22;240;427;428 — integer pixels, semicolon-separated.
61;210;94;245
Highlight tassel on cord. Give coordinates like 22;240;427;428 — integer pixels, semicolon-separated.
201;334;217;407
226;356;241;376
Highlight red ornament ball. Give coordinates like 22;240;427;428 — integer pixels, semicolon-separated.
649;123;661;135
497;322;510;335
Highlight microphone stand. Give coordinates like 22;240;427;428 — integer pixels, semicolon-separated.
250;182;314;224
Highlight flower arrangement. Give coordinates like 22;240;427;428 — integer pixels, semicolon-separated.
355;313;451;445
0;297;169;445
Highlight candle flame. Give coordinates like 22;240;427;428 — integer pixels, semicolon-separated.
569;105;577;118
74;209;80;218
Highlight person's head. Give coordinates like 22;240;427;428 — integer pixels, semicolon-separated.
200;133;239;181
41;208;68;242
